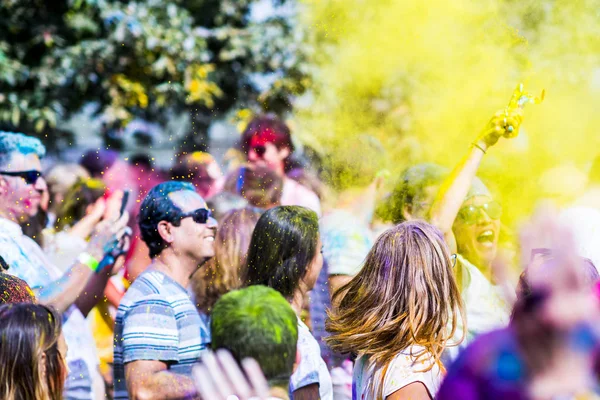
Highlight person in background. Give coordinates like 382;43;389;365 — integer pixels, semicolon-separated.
223;164;284;210
437;216;600;400
240;115;321;215
309;136;386;398
207;191;249;221
45;163;91;225
210;285;299;400
171;151;224;199
113;181;217;400
381;163;447;224
0;303;69;400
191;207;261;314
45;178;108;271
326;221;464;400
244;206;333;400
428;111;522;355
0;270;36;304
46;177;129;398
0;131;129;400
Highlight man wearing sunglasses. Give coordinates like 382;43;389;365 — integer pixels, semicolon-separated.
114;181;217;400
0;131;129;400
240;115;321;216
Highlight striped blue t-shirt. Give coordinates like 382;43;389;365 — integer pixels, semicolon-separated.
113;269;210;399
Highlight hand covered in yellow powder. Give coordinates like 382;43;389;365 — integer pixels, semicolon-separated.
474;109;523;151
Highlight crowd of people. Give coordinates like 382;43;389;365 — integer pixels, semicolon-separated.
1;110;600;400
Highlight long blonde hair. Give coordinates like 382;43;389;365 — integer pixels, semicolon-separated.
326;221;465;398
0;303;65;400
192;207;261;313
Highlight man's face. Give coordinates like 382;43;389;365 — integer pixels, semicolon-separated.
169;190;217;263
247;141;289;176
452;195;501;269
0;153;47;220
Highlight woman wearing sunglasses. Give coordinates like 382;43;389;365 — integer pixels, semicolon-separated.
428;110;523;358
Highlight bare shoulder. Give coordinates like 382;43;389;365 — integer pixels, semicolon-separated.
386;381;433;400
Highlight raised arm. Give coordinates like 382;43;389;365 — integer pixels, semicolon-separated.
37;212;129;313
428;111;522;249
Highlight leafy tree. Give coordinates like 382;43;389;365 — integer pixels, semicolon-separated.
0;0;312;151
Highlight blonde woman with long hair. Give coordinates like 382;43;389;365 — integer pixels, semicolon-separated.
326;220;465;400
191;207;261;314
0;303;68;400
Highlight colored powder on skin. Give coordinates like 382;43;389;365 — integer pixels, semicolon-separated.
0;273;36;304
296;0;600;227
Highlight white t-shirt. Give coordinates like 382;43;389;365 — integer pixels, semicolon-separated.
290;318;333;400
353;346;442;400
281;178;322;216
443;254;510;364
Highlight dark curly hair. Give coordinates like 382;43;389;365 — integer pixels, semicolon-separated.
138;181;196;258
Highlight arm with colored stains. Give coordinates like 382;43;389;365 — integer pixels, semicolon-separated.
37;213;129;313
428;111;521;249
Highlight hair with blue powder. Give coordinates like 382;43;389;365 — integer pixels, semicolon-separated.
0;132;46;168
138;181;196;258
211;285;298;386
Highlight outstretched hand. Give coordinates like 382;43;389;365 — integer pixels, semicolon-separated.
193;350;271;400
475;109;523;151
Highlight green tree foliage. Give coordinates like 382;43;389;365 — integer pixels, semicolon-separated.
0;0;312;150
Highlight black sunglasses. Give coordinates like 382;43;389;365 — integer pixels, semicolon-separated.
251;145;266;158
457;201;502;225
0;170;42;185
178;208;212;224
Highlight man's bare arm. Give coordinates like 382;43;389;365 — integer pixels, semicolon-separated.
125;360;199;400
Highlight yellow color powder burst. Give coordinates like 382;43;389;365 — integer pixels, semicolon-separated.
296;0;600;226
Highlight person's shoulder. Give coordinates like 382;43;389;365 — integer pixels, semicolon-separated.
382;347;443;397
282;178;321;208
118;271;170;307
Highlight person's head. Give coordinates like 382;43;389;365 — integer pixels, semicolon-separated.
240;115;294;176
225;165;283;209
0;303;67;400
452;177;501;269
171;151;223;198
320;135;385;195
511;249;600;379
385;163;447;223
0;271;36;304
138;181;217;262
515;249;600;307
54;178;106;231
80;149;118;178
129;153;154;170
326;221;464;394
0;132;47;221
211;285;298;388
206;191;249;222
244;206;322;299
192;207;261;313
45;163;90;212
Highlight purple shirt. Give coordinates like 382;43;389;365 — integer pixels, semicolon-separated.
437;328;528;400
